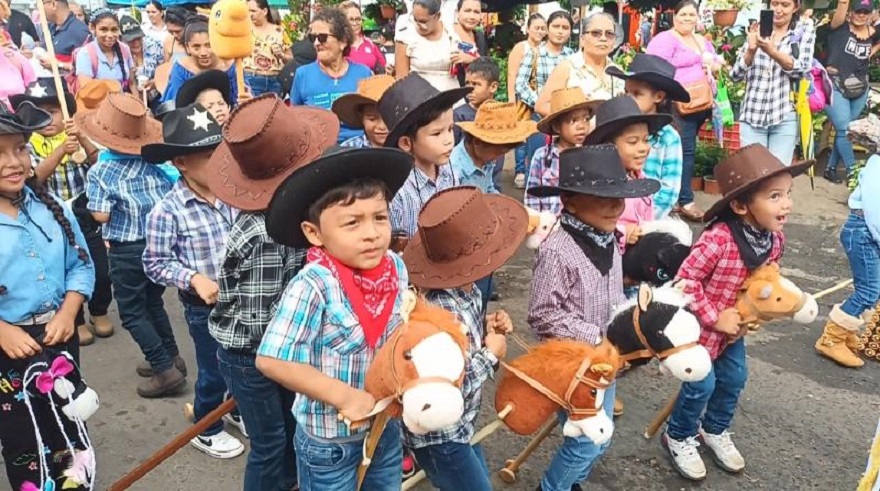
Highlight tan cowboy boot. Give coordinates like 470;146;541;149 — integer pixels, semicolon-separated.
90;315;114;337
614;398;624;417
78;324;94;346
815;305;864;368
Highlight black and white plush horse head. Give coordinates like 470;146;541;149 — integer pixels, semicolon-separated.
623;218;693;286
606;284;711;382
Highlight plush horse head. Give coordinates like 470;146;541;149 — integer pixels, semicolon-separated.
737;263;818;329
364;293;469;435
525;207;559;250
494;339;619;443
209;0;254;59
607;284;712;382
623;218;693;286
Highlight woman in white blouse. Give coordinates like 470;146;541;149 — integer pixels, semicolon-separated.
142;0;169;43
395;0;458;91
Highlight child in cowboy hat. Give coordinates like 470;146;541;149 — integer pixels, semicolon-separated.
174;69;234;125
141;103;245;459
80;92;187;398
206;95;338;489
401;186;523;490
453;57;504;190
607;53;688;220
256;146;413;490
662;144;811;481
527;145;659;491
333;74;395;148
524;87;602;217
377;73;471;244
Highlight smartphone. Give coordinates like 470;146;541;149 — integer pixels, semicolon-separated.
760;9;774;38
457;41;475;53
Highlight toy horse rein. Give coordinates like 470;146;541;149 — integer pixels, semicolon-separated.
619;306;699;363
499;357;612;417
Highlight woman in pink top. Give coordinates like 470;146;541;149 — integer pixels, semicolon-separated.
0;44;36;110
341;1;386;73
646;0;723;222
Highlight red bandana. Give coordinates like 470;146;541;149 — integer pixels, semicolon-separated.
307;247;399;348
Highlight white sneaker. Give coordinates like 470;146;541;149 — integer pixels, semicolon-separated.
662;432;707;481
190;430;245;459
699;428;745;472
514;173;526;189
223;413;249;439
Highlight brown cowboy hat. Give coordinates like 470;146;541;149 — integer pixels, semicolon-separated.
207;94;339;212
74;92;162;155
75;79;122;113
703;144;814;223
403;186;529;289
456;101;538;145
331;75;395;128
536;87;604;135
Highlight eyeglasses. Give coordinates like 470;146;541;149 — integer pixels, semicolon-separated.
585;29;616;40
308;33;336;44
348;16;362;24
412;13;438;28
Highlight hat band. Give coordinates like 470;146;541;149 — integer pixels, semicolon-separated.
175;135;222;146
475;120;519;132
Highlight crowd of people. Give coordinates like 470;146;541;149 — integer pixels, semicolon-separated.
0;0;879;490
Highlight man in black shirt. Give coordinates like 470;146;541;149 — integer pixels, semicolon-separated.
1;0;39;48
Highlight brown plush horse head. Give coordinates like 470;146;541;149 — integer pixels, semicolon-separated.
494;339;619;443
364;292;470;434
737;263;818;329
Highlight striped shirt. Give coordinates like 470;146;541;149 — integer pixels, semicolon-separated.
390;165;457;238
644;124;683;219
142;180;239;291
86;150;173;242
257;252;409;440
524;142;562;216
29;132;88;201
340;134;372;148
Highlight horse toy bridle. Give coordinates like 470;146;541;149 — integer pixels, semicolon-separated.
620;307;700;363
388;323;466;401
500;357;613;417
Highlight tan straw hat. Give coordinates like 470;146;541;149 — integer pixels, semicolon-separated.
331;75;395;128
456;101;538;145
536;87;603;135
74;92;162;155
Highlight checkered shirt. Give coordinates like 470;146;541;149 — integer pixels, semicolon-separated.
390;165;457;238
528;228;626;344
730;24;815;128
514;43;574;108
29;133;88;201
644;124;683;219
143;35;164;79
404;286;497;448
257;252;409;440
86;150;173;242
524;143;562;216
143;180;239;291
341;134;371;148
208;212;305;352
674;223;784;360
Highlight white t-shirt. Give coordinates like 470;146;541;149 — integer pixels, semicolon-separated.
395;0;458;38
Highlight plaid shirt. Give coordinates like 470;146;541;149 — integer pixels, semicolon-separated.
529;228;626;344
644;124;683;219
730;24;815;128
208;212;304;352
340;134;371;148
524;143;562;215
29;132;88;201
390;165;457;238
257;252;409;440
404;286;497;448
86;150;173;242
142;181;239;291
514;43;574;108
143;34;164;79
675;223;784;359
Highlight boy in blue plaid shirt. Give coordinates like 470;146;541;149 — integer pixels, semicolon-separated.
256;146;413;491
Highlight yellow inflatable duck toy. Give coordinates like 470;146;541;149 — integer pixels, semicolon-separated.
209;0;253;96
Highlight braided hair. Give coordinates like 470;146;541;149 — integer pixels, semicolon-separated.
25;178;90;264
90;9;128;87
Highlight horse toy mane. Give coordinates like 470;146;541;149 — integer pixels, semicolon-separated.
623;218;693;286
737;263;818;329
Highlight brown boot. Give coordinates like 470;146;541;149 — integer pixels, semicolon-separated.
137;366;186;398
613;398;624;417
90;315;114;337
136;356;188;378
815;305;865;368
77;324;94;346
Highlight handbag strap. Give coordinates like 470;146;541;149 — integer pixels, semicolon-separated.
528;46;539;91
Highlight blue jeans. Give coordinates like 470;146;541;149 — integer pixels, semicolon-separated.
524;112;547;175
474;274;493;317
826;86;870;175
180;298;226;437
677;110;711;205
514;142;527;175
840;212;880;317
107;240;178;372
541;382;616;491
245;73;283;97
412;442;491;491
217;348;298;491
666;337;747;440
294;419;403;491
739;112;799;167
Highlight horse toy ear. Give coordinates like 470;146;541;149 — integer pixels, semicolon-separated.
401;288;418;324
637;283;652;312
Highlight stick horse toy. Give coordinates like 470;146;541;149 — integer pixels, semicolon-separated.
209;0;252;102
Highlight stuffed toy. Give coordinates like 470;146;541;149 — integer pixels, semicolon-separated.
737;262;818;330
494;339;619;441
525;207;558;250
622;218;693;286
208;0;253;99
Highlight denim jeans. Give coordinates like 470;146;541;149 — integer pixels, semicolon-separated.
826;87;870;175
180;298;226;437
245;73;283;97
840;212;880;318
666;337;747;440
541;382;616;491
474;274;493;318
677;110;711;205
107;240;178;372
217;348;298;491
412;442;491;491
739;112;799;167
294;419;403;490
514;142;527;175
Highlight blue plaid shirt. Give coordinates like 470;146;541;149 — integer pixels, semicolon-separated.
404;286;497;448
514;43;574;108
86;150;173;242
143;180;239;291
524;142;562;216
448;141;498;194
643;124;683;219
340;134;372;148
390;165;457;238
257;252;409;440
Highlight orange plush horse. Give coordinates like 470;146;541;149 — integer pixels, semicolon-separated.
737;263;818;330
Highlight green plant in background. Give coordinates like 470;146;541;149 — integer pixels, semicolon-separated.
695;139;727;177
848;160;865;192
705;0;755;10
491;52;509;102
613;43;641;71
363;0;405;26
284;0;310;41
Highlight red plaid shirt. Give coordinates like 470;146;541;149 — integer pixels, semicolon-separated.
675;223;784;359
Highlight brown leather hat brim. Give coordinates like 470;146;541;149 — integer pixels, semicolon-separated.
332;93;377;129
457;119;538;145
74;110;162;155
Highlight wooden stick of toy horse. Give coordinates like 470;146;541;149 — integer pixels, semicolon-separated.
208;0;253;103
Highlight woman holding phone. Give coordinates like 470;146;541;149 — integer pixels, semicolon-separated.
395;0;458;91
451;0;486;86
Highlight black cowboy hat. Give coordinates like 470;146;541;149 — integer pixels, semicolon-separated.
585;95;673;146
0;100;51;135
154;100;177;121
266;147;414;248
527;144;660;199
141;103;223;163
606;54;690;103
175;69;232;108
378;73;472;148
10;78;77;117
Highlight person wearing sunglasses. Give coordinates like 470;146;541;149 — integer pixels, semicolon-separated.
290;7;371;144
394;0;459;93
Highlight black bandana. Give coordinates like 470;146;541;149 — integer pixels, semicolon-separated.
724;216;773;270
559;212;617;276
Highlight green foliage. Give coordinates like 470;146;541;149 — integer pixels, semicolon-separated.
490;52;509;102
848;160;864;192
695;139;727;177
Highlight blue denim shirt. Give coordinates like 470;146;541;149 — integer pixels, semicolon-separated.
448;141;497;194
0;186;95;324
849;154;880;243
